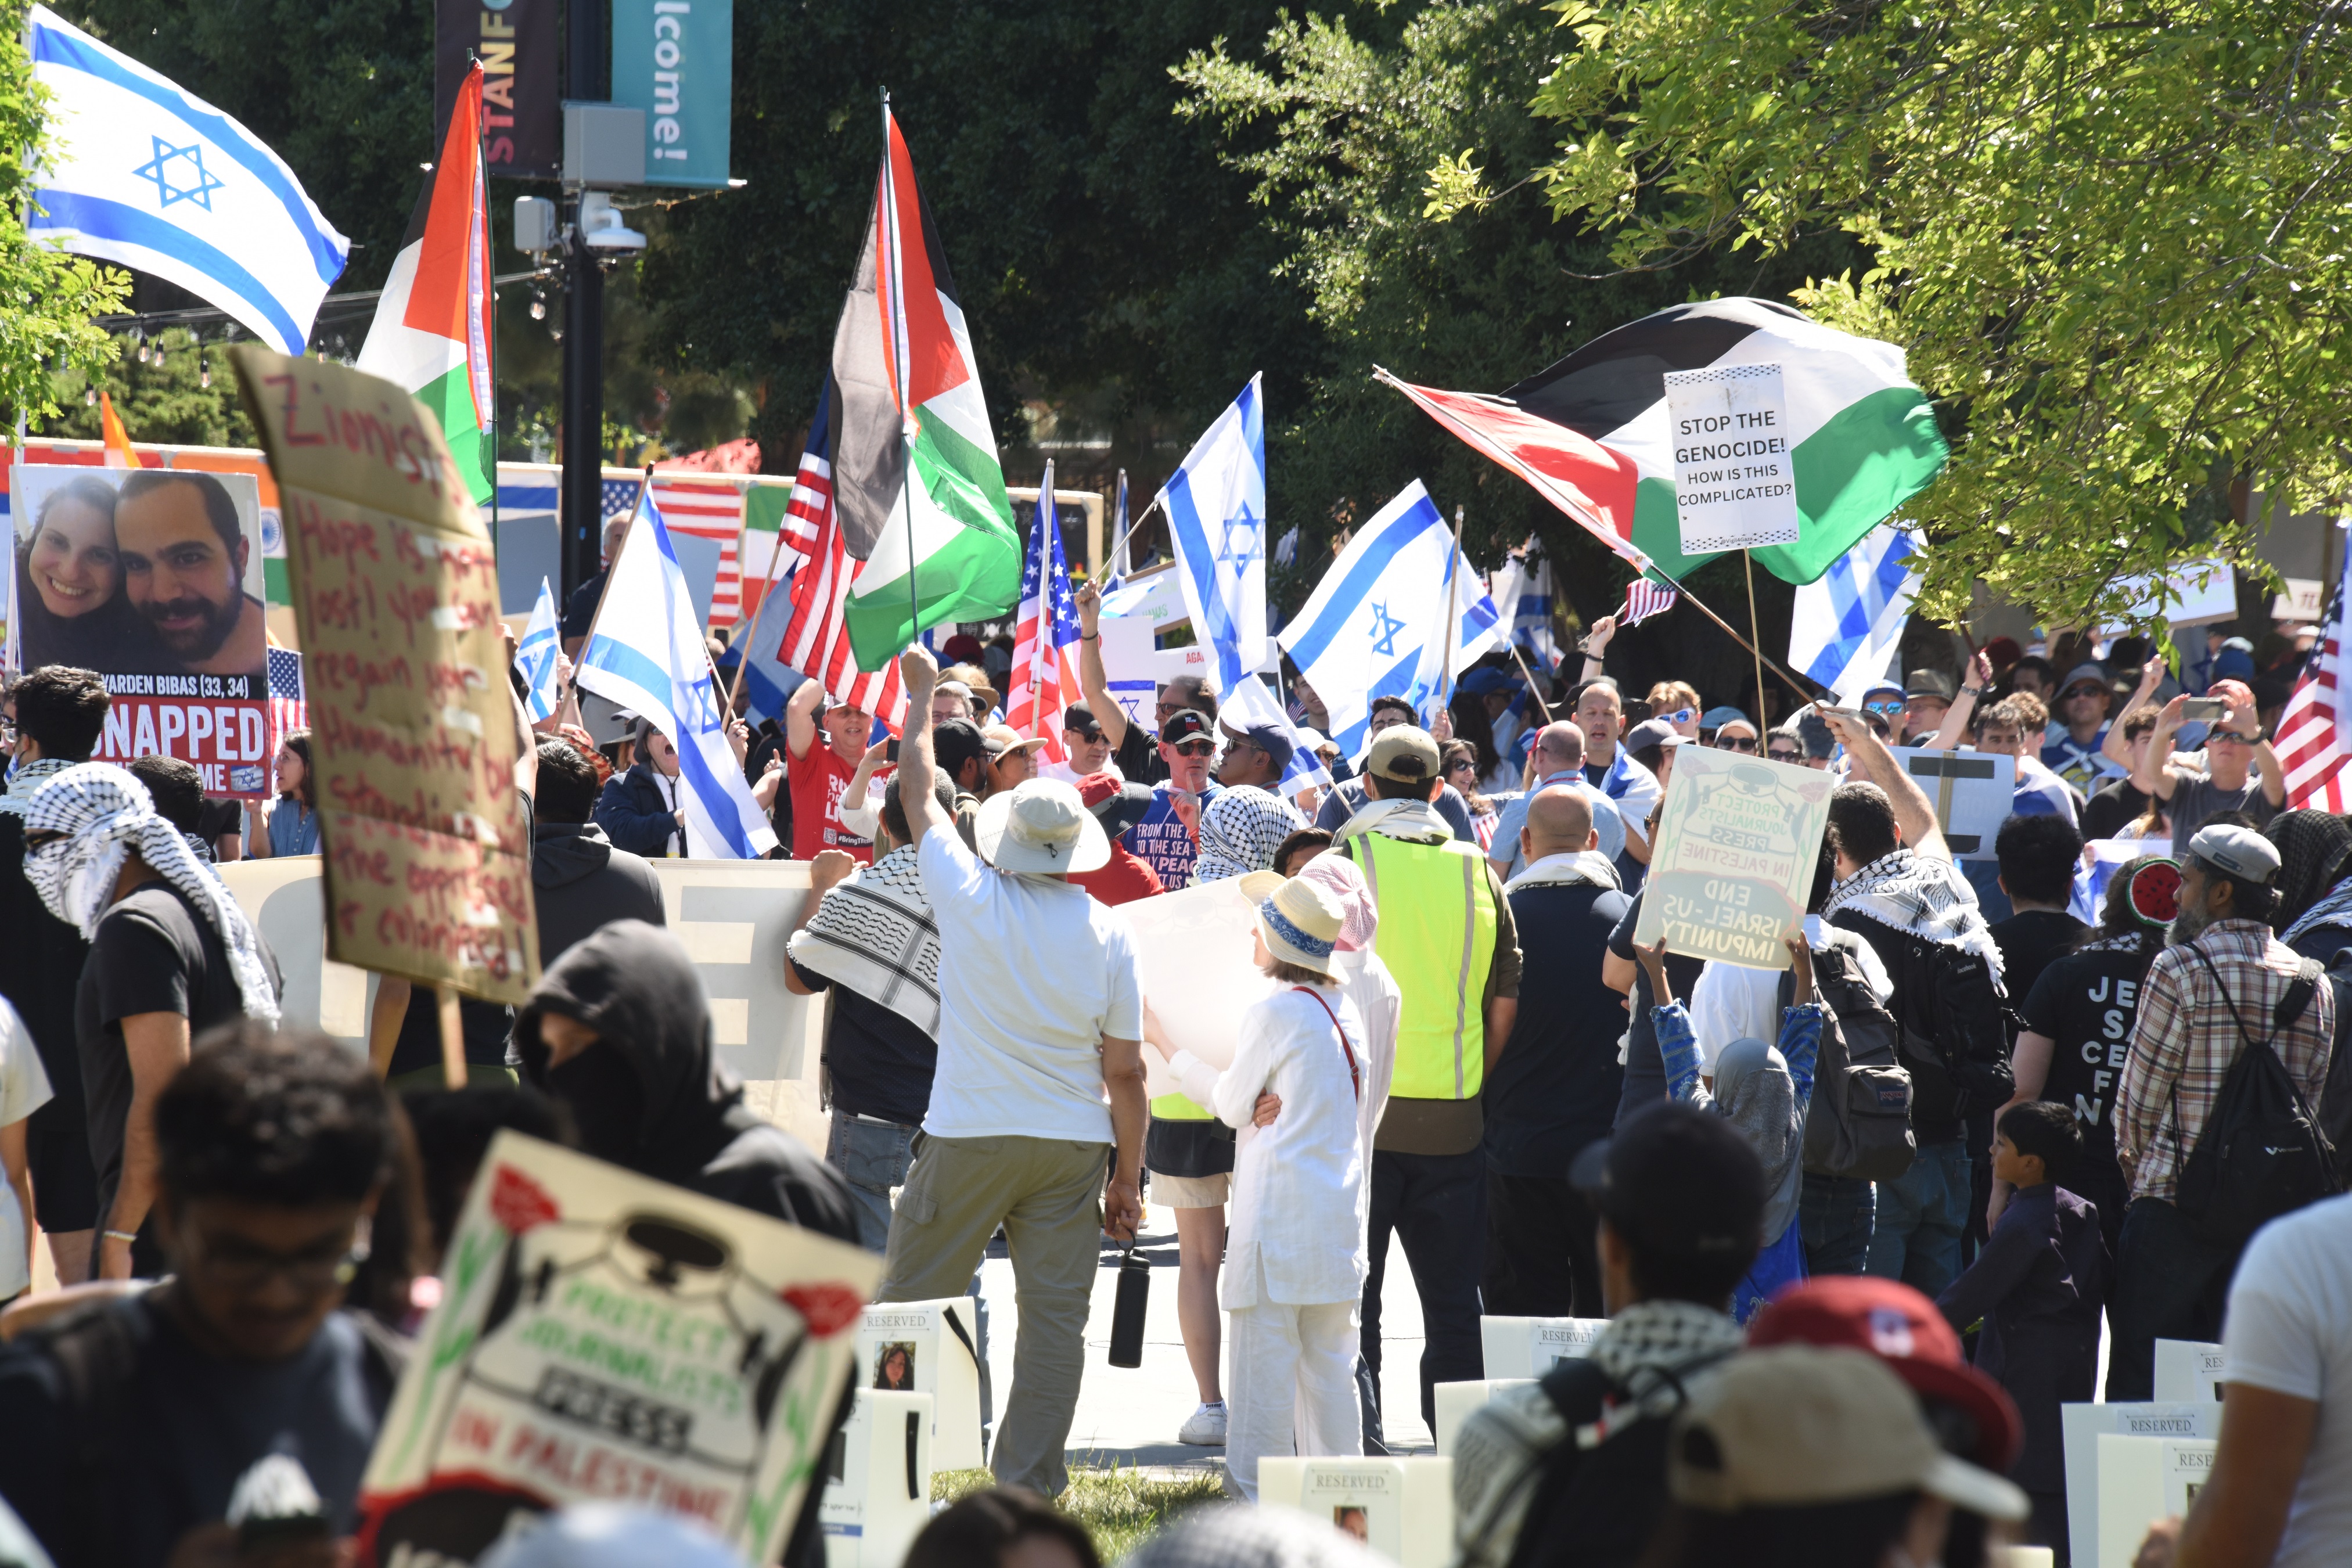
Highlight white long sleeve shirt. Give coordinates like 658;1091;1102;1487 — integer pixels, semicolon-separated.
1170;983;1371;1308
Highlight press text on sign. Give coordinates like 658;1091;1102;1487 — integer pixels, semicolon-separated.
1661;363;1800;555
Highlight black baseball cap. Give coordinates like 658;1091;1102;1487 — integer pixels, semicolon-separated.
934;718;988;782
1569;1101;1765;1263
1063;703;1105;741
1162;709;1213;745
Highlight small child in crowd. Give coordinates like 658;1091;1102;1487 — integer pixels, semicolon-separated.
1936;1099;2106;1564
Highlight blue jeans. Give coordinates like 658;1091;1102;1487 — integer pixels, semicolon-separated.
1800;1171;1876;1276
1865;1139;1970;1298
827;1113;919;1253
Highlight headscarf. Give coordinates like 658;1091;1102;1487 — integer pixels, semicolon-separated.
22;762;279;1021
1297;850;1378;952
1711;1037;1804;1243
2266;809;2352;936
0;756;71;818
1192;785;1306;883
1824;847;2005;983
784;845;941;1037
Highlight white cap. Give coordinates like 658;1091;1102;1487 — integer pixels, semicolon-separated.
2188;822;2281;886
975;778;1112;873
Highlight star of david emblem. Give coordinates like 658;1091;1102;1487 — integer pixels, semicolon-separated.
1367;600;1405;659
132;136;225;210
1216;505;1263;571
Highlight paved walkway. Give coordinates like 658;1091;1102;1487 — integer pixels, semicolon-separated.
968;1196;1432;1475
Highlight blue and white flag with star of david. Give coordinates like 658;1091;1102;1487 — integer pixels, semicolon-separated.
1788;522;1920;706
26;5;348;354
1278;480;1504;761
1163;375;1268;698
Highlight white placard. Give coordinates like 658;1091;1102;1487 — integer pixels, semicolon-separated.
855;1300;987;1472
1257;1456;1454;1567
2096;1435;2216;1568
1892;746;2018;861
1479;1317;1608;1380
2062;1402;2221;1567
1662;363;1799;555
1432;1379;1533;1456
2273;577;2324;621
821;1390;934;1568
2153;1340;2228;1404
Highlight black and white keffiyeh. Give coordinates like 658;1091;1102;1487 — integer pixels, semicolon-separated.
1824;847;2005;982
0;756;71;819
22;762;279;1020
785;845;941;1037
1192;785;1306;884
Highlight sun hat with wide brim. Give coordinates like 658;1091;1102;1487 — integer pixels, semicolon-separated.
1257;875;1346;977
974;778;1112;873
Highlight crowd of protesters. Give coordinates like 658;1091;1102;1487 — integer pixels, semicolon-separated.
0;602;2349;1568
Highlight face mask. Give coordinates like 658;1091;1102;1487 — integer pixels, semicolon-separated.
23;832;127;933
546;1038;643;1162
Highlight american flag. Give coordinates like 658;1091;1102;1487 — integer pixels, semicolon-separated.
772;395;906;729
600;478;641;527
267;643;306;747
1621;578;1680;627
647;473;747;628
781;384;834;564
1006;463;1083;763
2277;532;2352;808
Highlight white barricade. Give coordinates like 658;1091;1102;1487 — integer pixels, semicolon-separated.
2060;1402;2220;1567
2152;1339;2227;1404
822;1390;934;1568
857;1299;987;1471
1256;1456;1453;1567
1431;1379;1534;1456
1478;1317;1606;1380
2094;1434;2216;1568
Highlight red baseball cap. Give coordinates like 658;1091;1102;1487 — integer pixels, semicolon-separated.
1746;1276;2021;1474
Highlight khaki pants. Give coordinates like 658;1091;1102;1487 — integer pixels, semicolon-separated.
880;1133;1109;1496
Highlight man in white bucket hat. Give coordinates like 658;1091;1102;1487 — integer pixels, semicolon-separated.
874;641;1148;1499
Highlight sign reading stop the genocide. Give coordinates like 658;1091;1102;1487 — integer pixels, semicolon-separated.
1663;362;1799;556
1632;746;1835;970
231;345;537;1004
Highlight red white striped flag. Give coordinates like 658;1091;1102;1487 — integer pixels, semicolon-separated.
2277;534;2352;809
1621;578;1680;627
1006;463;1083;762
774;450;907;731
647;472;746;628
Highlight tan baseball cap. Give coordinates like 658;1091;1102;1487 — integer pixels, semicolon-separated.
974;778;1111;873
1668;1346;2029;1521
1366;725;1441;784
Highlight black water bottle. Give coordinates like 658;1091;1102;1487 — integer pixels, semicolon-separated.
1107;1246;1150;1368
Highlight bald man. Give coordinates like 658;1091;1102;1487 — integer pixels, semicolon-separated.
1482;782;1633;1316
1488;724;1625;879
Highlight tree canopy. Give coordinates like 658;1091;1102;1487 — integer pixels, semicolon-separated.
1431;0;2352;627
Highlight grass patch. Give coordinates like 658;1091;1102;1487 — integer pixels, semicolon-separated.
933;1466;1228;1561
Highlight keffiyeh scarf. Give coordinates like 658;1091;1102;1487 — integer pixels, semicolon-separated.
2285;875;2352;947
1191;785;1306;883
785;845;942;1037
23;763;279;1020
0;756;71;818
1825;847;2006;983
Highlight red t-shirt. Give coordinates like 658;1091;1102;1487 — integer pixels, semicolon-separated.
1071;843;1163;906
788;744;874;864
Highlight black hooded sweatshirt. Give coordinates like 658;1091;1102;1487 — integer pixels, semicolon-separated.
514;920;856;1238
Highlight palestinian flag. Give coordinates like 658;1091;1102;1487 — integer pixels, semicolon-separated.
1386;297;1945;587
829;105;1020;667
354;62;494;506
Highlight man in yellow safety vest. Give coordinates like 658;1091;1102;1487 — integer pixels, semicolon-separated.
1335;724;1522;1444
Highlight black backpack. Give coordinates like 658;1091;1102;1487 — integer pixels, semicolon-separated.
1790;940;1918;1182
1885;932;2015;1124
2172;950;2340;1246
1501;1348;1736;1568
2316;950;2352;1155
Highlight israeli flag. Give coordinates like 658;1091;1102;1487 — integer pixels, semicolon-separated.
1488;544;1560;668
27;5;348;354
1163;375;1267;697
515;578;562;724
1220;675;1334;804
1278;480;1503;759
576;492;778;859
1788;524;1919;706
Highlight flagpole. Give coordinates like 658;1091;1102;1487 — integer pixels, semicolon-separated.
1440;504;1466;709
1742;548;1767;726
1101;495;1166;580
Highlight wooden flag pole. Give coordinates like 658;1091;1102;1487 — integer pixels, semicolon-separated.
1440;505;1466;707
434;981;466;1089
1742;549;1768;725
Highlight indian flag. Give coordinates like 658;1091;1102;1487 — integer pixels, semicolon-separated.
828;105;1020;668
1386;297;1946;587
354;62;493;506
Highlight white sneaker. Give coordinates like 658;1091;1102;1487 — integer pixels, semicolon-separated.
1178;1401;1228;1446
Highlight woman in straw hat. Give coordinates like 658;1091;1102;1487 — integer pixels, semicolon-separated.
1154;875;1373;1499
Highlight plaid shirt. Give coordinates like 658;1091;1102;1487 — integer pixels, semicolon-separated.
2116;919;2335;1203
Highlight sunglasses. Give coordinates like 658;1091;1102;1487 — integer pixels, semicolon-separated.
1863;699;1906;715
1767;747;1803;764
1445;757;1476;773
1660;707;1695;725
1171;738;1217;757
1714;735;1758;753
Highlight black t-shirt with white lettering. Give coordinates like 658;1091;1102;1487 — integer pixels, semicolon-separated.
2019;934;2158;1199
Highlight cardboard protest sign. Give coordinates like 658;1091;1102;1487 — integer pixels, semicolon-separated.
1663;363;1799;555
359;1131;883;1567
1894;746;2016;859
231;345;537;1004
1633;747;1835;969
10;462;275;796
855;1299;986;1470
1127;875;1278;1099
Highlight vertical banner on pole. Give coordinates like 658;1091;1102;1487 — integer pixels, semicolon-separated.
436;0;560;179
612;0;735;188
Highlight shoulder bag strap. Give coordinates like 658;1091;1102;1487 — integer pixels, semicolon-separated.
1292;986;1361;1102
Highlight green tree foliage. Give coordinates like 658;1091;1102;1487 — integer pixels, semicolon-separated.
0;1;129;431
1488;0;2352;626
